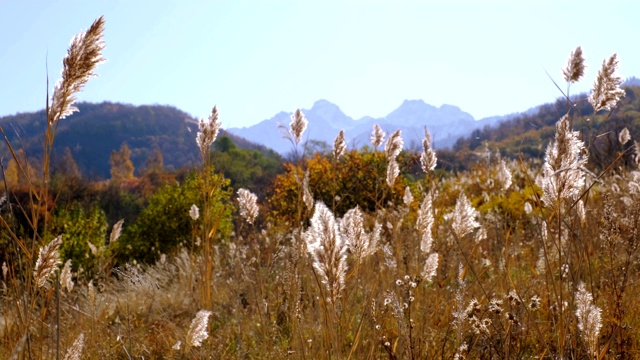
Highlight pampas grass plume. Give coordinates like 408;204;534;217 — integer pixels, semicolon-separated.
333;130;347;159
49;16;105;124
186;309;212;347
33;235;63;288
237;188;259;225
63;333;85;360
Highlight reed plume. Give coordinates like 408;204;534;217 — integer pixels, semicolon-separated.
575;283;602;357
385;129;403;161
33;235;63;288
333;130;346;159
619;127;631;145
341;206;379;263
109;219;124;244
420;128;437;172
538;114;587;208
289;109;308;145
189;204;200;221
49;16;106;124
186;309;212;347
196;106;221;161
237;188;259;225
386;160;399;187
63;333;85;360
589;53;625;113
60;259;74;292
302;170;314;212
417;192;435;253
371;123;386;149
451;193;479;239
403;186;413;206
562;46;585;83
304;202;348;305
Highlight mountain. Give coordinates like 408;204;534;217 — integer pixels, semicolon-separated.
228;99;518;155
0;102;276;179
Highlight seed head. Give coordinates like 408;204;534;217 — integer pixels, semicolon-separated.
619;127;631;145
289;109;308;145
562;46;585;83
371;124;386;149
451;193;480;239
196;106;221;160
237;188;259;225
420;128;437;172
186;309;212;347
589;53;625;113
63;333;85;360
49;17;106;124
34;236;63;288
189;204;200;221
385;129;403;161
333;130;347;159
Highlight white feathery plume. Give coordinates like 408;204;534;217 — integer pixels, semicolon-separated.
333;130;347;159
537;114;588;208
196;106;221;159
385;129;403;161
189;204;200;221
289;109;308;145
341;206;379;263
619;127;631;145
371;123;386;149
451;193;480;239
302;170;314;212
34;236;63;288
63;333;85;360
420;128;437;172
417;192;435;253
562;46;585;83
386;160;399;187
237;188;259;225
575;283;602;357
60;259;74;292
109;219;124;244
403;186;413;206
303;202;348;305
186;309;212;347
496;159;512;191
589;53;625;113
49;17;106;124
422;252;439;282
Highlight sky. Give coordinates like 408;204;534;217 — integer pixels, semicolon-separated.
1;1;639;128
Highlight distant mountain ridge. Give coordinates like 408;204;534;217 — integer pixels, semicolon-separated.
227;99;516;155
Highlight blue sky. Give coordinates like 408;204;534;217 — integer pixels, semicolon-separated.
1;1;638;128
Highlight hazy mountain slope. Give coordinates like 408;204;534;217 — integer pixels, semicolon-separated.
0;102;275;179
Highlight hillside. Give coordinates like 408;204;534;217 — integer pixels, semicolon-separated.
449;85;640;171
0;102;278;179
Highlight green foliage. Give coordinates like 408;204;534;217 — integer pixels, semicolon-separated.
210;136;283;197
117;171;233;263
49;203;108;275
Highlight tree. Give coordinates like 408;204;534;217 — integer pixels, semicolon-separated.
109;143;135;182
53;147;81;179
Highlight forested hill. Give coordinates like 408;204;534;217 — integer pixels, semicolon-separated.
447;85;640;171
0;102;278;179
